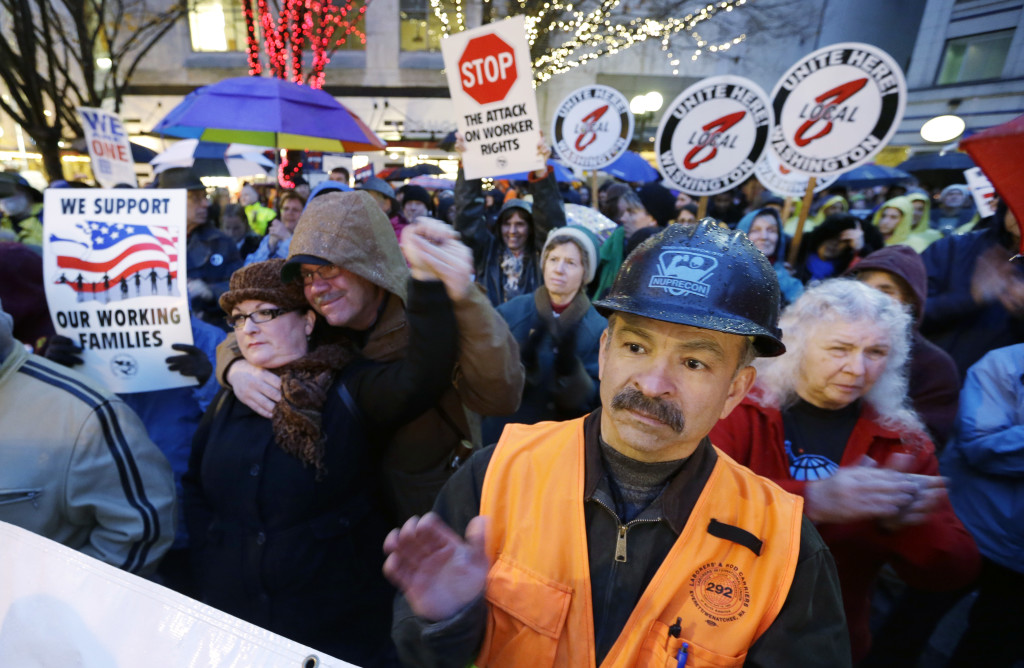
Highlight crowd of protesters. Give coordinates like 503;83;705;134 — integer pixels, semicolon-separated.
0;143;1022;668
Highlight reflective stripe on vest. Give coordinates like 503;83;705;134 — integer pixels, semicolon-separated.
477;418;804;668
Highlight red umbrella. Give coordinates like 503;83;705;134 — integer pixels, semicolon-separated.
960;114;1024;254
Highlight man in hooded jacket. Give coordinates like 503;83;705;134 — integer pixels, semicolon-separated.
217;191;523;521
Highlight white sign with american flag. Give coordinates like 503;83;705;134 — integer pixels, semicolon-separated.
42;189;194;394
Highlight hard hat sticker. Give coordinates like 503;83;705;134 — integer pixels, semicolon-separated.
649;249;719;297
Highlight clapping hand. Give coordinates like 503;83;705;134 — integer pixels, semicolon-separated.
383;513;490;622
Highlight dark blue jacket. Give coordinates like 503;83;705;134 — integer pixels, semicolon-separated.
186;222;242;326
921;225;1024;379
482;288;605;444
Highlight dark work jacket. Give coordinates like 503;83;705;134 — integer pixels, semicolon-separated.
454;167;564;306
186;222;242;326
392;410;852;668
184;281;456;665
921;225;1024;379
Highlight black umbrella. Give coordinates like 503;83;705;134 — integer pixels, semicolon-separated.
389;164;444;180
897;151;975;188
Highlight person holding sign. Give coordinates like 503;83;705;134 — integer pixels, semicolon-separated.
454;133;565;306
386;221;850;668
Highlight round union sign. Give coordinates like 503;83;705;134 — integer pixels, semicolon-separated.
753;150;836;199
770;42;907;177
655;75;773;197
551;85;633;171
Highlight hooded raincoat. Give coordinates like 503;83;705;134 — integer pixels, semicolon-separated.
737;209;804;306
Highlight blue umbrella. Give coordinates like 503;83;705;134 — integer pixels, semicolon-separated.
153;76;385;152
833;163;913;189
601;151;660;183
494;160;577;183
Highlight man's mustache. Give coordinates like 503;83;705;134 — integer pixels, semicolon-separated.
611;387;685;433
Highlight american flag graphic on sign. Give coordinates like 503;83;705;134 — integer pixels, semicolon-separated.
50;221;179;297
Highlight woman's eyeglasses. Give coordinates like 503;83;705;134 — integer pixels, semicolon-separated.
225;308;295;329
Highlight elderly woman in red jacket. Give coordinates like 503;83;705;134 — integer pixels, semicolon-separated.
710;278;979;663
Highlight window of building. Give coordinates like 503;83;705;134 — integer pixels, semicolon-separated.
400;0;450;52
188;1;365;53
936;29;1014;84
189;0;250;52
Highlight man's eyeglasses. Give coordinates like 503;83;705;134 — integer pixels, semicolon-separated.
298;264;344;285
225;308;296;330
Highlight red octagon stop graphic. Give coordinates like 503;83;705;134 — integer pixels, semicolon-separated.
459;33;517;105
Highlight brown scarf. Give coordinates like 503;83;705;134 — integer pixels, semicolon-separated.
533;286;592;337
269;341;356;479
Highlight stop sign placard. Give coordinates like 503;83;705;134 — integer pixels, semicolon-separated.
441;16;543;179
459;33;517;105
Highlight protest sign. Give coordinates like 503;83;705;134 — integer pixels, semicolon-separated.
77;107;138;188
753;149;836;198
551;85;633;170
441;16;544;179
963;166;996;218
42;189;194;394
655;75;773;196
0;521;355;667
770;42;907;177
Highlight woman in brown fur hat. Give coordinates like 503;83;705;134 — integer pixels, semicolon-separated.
183;257;458;666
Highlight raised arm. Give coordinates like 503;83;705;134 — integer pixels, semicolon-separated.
348;224;463;425
453;133;494;265
526;136;565;252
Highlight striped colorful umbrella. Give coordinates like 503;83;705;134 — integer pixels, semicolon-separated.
152;76;386;152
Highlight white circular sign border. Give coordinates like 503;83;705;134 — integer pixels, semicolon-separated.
551;85;634;171
654;75;774;197
769;41;907;177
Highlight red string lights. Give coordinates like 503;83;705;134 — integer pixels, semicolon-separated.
240;0;368;186
242;0;368;90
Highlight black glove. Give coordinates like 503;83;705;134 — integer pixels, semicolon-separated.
554;323;580;377
521;323;547;386
44;334;84;367
166;343;213;386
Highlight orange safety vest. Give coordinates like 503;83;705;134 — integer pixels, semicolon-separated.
477;418;804;668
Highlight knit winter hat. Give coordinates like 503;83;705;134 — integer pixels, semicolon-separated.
542;225;601;284
637;183;676;226
219;259;308;314
400;185;433;211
